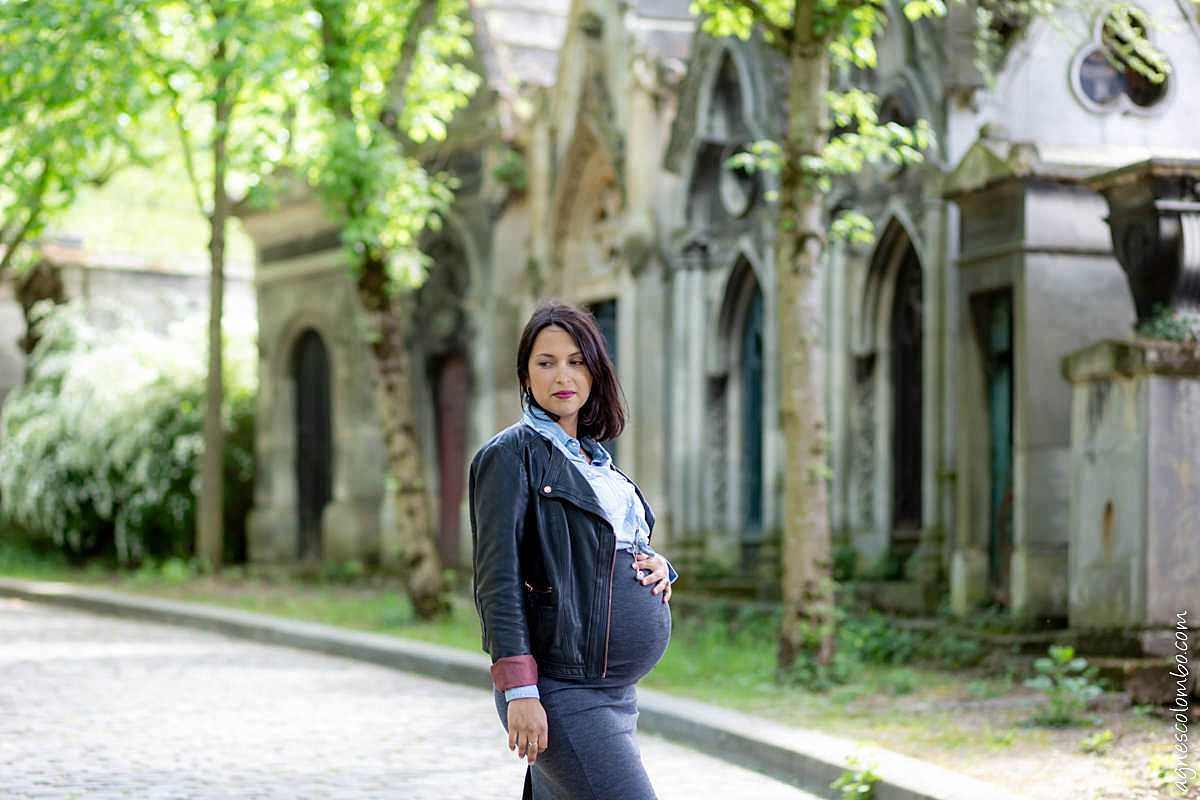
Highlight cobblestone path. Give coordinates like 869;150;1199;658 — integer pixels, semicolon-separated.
0;597;820;799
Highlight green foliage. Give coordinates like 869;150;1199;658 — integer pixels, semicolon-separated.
130;0;315;212
779;644;858;690
839;612;922;665
1135;303;1200;343
876;667;919;694
1146;749;1192;797
830;756;881;800
1078;728;1115;755
0;300;256;565
816;90;933;185
0;525;70;577
831;541;858;582
304;0;481;289
0;0;162;272
830;209;875;246
860;548;906;581
927;631;986;668
492;146;528;191
1022;645;1104;727
313;118;457;289
319;559;368;583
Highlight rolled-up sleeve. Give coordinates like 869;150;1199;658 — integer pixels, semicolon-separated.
469;442;537;692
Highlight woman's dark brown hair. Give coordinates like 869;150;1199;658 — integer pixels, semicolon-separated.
517;299;626;442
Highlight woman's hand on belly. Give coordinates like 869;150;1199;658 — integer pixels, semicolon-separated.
507;698;548;764
632;553;672;604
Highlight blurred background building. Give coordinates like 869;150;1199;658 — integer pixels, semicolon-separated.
68;0;1192;630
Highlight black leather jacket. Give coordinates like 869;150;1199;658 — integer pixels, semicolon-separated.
469;421;657;690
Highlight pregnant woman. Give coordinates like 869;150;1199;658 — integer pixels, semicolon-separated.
470;299;678;799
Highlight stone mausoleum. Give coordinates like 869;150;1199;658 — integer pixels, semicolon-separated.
240;0;1200;641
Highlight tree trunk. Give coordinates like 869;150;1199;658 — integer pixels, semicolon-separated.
312;0;446;617
776;5;835;674
197;35;230;571
14;259;65;362
356;260;445;618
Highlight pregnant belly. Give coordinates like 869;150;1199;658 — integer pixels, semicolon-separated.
601;554;673;684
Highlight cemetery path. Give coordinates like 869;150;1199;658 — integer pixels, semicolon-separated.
0;597;820;800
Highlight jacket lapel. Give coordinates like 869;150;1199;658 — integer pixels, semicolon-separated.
528;428;656;536
540;442;609;523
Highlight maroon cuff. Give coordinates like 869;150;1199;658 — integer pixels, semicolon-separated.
490;655;538;691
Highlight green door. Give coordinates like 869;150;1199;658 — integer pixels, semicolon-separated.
979;290;1014;603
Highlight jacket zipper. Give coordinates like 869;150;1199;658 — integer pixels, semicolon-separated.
601;540;616;678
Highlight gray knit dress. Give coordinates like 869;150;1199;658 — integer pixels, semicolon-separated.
493;546;672;800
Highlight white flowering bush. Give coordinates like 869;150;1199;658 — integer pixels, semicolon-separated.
0;299;256;564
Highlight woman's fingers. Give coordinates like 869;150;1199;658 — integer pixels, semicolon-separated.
528;730;548;764
517;727;548;764
507;699;549;763
633;554;666;587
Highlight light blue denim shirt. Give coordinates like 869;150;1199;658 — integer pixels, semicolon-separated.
505;400;678;701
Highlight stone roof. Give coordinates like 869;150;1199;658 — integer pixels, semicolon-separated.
470;0;696;93
942;135;1200;199
627;0;695;63
471;0;571;90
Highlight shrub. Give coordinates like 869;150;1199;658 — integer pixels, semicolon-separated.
1135;303;1200;343
0;299;256;565
1023;645;1104;727
830;756;880;800
832;541;858;582
838;611;922;665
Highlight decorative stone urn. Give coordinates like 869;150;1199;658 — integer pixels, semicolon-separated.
1086;158;1200;324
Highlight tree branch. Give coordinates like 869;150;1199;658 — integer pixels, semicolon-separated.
0;161;50;276
379;0;440;139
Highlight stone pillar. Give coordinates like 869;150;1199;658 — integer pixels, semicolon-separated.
666;240;709;567
1064;158;1200;636
1062;340;1200;631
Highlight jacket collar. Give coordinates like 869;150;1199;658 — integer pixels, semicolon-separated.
520;402;610;468
518;402;657;534
517;405;655;535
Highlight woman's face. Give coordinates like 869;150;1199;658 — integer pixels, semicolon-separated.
526;324;592;430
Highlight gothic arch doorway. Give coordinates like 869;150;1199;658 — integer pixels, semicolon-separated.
431;351;468;567
291;328;332;561
890;241;923;557
740;284;765;561
855;219;926;566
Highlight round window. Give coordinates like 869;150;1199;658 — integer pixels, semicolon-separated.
1071;5;1170;114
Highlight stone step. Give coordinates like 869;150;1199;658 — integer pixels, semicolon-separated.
1088;655;1196;704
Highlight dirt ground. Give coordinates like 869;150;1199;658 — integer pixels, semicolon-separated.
754;675;1195;800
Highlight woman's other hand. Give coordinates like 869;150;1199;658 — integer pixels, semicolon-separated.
507;698;548;764
633;553;672;603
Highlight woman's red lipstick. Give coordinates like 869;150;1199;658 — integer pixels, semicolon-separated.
553;391;575;398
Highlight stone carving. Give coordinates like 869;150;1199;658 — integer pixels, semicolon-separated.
1087;159;1200;323
1070;6;1171;115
